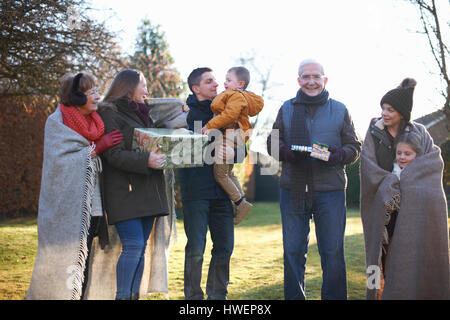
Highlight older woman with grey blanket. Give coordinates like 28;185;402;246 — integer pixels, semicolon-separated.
360;78;450;300
27;72;123;300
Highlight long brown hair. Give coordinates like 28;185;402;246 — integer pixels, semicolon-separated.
102;69;144;103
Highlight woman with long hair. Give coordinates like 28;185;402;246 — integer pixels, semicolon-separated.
98;69;168;300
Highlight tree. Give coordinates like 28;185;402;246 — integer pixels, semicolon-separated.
0;1;125;217
0;0;125;109
236;50;281;126
129;18;185;98
408;0;450;114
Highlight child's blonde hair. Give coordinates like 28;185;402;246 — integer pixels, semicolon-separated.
395;132;422;154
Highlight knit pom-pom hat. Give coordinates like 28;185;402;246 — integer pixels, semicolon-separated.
380;78;417;122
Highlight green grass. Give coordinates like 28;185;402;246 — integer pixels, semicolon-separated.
0;203;368;300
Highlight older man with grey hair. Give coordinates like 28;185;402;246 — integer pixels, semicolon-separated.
267;59;361;300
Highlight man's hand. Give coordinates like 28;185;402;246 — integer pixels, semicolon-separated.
280;145;308;163
327;147;346;166
182;103;190;113
216;142;235;162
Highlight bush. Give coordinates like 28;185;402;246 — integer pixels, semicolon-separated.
0;97;48;218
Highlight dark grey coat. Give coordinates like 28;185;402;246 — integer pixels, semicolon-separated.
98;98;169;225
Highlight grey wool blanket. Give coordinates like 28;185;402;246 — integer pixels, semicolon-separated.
360;122;450;300
28;102;182;300
83;168;178;299
27;107;101;299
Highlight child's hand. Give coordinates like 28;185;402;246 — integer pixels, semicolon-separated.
201;126;210;135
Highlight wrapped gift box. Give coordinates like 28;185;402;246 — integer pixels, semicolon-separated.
291;142;331;161
132;128;209;168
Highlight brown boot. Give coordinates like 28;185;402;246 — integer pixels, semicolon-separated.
234;199;252;225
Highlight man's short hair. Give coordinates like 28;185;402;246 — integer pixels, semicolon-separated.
187;67;213;93
298;59;325;76
228;66;250;89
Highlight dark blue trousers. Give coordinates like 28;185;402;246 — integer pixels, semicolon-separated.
280;189;347;300
183;199;234;300
115;216;155;299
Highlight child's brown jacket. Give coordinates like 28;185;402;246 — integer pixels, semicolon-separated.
206;89;264;141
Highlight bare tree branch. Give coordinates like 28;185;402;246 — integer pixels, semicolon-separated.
408;0;450;112
0;0;126;108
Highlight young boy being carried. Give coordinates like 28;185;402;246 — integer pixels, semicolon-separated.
202;66;264;225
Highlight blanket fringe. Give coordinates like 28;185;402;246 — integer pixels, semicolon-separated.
384;193;401;214
69;145;98;300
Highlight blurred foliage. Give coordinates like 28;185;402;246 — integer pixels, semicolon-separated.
0;4;186;217
0;97;47;218
440;140;450;188
128;18;186;99
0;0;125;111
345;159;361;208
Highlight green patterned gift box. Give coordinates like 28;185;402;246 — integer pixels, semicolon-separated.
132;128;209;168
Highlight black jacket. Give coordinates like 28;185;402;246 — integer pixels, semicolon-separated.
98;97;169;225
178;94;229;201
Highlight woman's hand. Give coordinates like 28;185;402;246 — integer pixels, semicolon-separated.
94;130;124;155
148;145;167;169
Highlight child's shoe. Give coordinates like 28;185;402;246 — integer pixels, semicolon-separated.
234;199;252;225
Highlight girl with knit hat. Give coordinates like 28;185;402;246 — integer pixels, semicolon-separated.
360;78;450;300
27;72;123;299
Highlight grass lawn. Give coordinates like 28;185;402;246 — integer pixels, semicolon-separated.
0;203;367;300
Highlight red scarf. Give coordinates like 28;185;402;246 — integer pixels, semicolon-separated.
60;104;105;143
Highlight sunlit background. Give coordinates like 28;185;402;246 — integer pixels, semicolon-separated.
89;0;449;138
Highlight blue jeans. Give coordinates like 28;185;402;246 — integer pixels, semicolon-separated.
114;216;155;299
280;189;347;300
183;199;234;300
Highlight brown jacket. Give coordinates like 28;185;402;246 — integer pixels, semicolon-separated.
206;89;264;141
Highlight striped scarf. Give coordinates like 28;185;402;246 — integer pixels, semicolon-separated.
290;89;329;209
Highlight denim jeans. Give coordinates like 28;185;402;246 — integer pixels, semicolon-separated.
280;189;347;300
183;199;234;300
115;216;155;299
